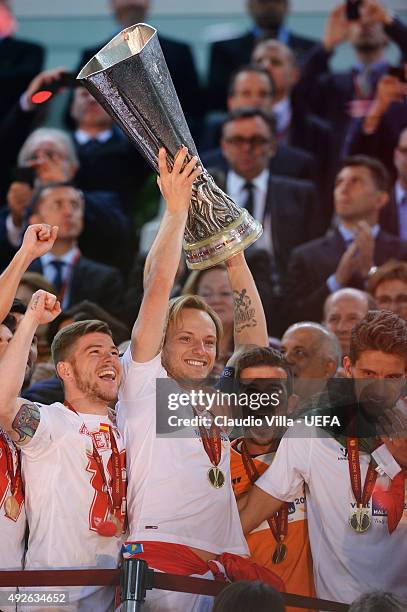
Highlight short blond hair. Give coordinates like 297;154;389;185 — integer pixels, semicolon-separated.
165;295;223;357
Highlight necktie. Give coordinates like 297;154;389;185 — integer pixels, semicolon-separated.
356;65;374;99
82;138;101;155
50;260;65;295
243;182;255;217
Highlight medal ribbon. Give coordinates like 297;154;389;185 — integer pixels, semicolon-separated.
196;414;222;467
64;402;124;521
240;440;288;544
1;433;24;519
347;437;378;509
3;441;23;500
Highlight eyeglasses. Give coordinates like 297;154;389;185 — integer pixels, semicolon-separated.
26;149;66;162
223;136;271;149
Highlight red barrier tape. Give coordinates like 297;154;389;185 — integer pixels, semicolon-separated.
0;570;349;611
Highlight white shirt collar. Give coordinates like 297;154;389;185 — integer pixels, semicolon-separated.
272;96;292;134
227;168;269;194
41;246;80;267
395;181;407;205
75;129;113;145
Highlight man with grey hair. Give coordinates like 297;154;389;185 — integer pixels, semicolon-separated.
0;127;128;272
281;321;341;406
323;288;375;357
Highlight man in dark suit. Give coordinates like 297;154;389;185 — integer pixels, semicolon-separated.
285;155;407;325
252;38;335;221
379;126;407;240
207;0;316;111
200;66;317;185
199;64;317;183
345;71;407;181
0;1;44;119
69;86;151;216
0;124;129;272
209;107;321;337
299;2;407;155
77;0;202;135
26;183;124;317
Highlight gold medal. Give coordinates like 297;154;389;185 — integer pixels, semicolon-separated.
4;495;20;521
207;466;225;489
349;507;371;533
272;542;287;564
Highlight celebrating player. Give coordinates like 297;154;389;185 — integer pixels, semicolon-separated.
0;290;126;611
240;310;407;604
117;146;282;610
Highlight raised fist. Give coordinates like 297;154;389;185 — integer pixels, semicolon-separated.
21;224;58;263
27;290;61;326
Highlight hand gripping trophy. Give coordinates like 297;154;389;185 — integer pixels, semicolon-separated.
78;23;262;269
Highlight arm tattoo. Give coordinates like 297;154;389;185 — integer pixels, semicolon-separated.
30;295;40;311
233;289;257;333
12;403;40;444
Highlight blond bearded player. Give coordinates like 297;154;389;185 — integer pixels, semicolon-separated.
116;146;283;611
0;290;126;612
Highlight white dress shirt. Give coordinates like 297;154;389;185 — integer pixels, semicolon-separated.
395;181;407;241
226;168;273;253
74;129;113;145
272;96;292;137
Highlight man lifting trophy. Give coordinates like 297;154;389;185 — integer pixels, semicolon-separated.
77;23;262;269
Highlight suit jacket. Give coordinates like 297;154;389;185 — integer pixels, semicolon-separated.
0;191;129;273
298;17;407;155
201;144;317;184
78;34;202;132
211;168;321;277
28;255;124;317
345;102;407;181
0;37;44;119
24;376;64;405
380;187;403;237
207;29;316;111
285;228;407;324
74;130;151;215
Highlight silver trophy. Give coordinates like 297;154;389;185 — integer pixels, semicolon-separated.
77;23;262;269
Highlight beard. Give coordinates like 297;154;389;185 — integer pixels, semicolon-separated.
72;362;118;403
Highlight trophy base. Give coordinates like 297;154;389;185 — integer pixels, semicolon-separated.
183;210;263;270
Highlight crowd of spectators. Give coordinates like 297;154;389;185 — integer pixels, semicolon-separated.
1;0;406;393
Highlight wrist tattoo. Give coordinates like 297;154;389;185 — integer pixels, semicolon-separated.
233;289;257;332
30;295;40;311
12;403;40;444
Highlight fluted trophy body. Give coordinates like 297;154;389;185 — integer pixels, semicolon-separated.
77;23;262;269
